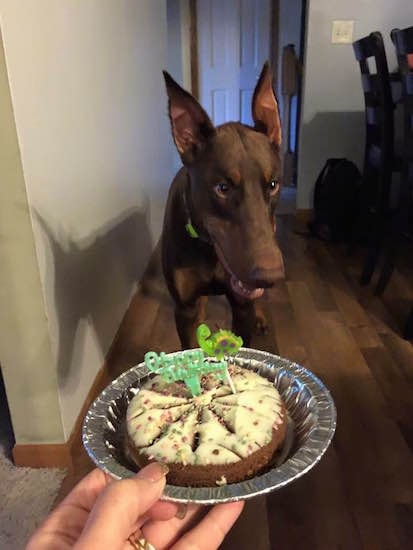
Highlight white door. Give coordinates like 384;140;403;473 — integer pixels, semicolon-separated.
197;0;271;127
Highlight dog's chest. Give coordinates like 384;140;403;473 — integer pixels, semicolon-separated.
188;249;229;295
205;261;228;295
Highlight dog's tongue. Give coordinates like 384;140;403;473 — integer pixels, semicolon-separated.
230;275;264;300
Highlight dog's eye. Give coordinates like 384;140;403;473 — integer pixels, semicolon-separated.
269;179;280;195
214;182;230;197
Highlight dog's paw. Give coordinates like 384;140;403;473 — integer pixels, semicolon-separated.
254;313;269;335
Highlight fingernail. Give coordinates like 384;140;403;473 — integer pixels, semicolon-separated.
136;462;169;482
175;503;188;520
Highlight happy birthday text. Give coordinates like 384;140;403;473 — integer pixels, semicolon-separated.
144;349;228;396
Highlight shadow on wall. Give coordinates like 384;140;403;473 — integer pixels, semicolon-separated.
34;207;153;386
298;111;365;207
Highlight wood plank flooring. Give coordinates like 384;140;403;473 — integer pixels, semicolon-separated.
61;215;413;550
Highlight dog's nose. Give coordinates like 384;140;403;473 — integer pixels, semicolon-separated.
248;250;285;287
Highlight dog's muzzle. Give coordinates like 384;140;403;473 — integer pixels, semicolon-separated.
214;241;284;300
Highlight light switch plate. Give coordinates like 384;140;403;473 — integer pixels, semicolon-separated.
331;20;354;44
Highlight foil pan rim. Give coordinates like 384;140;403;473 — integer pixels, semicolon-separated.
82;348;336;504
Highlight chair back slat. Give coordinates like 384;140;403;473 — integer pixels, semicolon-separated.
391;26;413;56
353;32;394;139
353;31;395;213
406;73;413;94
391;27;413;163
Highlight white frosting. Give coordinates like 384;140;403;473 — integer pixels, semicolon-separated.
126;366;284;466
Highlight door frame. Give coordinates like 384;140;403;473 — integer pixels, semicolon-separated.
270;0;280;91
184;0;307;194
189;0;199;98
293;0;308;186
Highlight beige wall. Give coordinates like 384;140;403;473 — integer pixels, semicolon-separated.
0;1;174;441
0;30;64;443
297;0;413;209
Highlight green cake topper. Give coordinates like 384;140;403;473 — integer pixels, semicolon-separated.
196;324;242;394
196;324;243;359
143;325;242;397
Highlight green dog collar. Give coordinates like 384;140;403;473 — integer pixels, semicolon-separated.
185;221;199;239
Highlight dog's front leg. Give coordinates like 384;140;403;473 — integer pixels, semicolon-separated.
228;295;255;347
175;296;207;349
253;298;269;335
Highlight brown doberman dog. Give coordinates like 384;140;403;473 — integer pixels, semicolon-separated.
161;63;284;349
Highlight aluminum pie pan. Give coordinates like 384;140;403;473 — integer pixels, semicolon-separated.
82;348;336;504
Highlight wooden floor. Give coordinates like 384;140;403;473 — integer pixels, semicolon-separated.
62;215;413;550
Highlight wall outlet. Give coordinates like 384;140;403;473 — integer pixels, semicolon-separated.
331;20;354;44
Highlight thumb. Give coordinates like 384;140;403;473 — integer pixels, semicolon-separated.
75;462;169;549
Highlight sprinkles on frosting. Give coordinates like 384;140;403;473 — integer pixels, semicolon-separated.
126;365;284;467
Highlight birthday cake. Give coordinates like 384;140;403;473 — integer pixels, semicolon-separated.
125;361;287;487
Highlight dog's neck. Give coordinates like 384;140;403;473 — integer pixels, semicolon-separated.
183;175;211;244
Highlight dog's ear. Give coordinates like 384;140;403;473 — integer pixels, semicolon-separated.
252;62;282;147
163;71;216;163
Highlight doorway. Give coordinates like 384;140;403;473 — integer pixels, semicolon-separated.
166;0;307;213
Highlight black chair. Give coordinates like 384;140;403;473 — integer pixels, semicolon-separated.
375;26;413;339
352;32;398;285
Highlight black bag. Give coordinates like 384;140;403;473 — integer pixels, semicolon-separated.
308;158;361;242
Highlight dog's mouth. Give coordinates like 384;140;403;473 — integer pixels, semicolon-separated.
212;240;264;300
229;275;264;300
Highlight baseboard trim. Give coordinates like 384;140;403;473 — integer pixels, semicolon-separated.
13;443;73;469
12;365;112;470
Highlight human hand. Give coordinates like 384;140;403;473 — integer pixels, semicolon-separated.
26;463;244;550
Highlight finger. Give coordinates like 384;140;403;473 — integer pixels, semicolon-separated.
75;463;169;549
171;501;245;550
146;500;180;522
62;469;111;512
142;504;206;549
